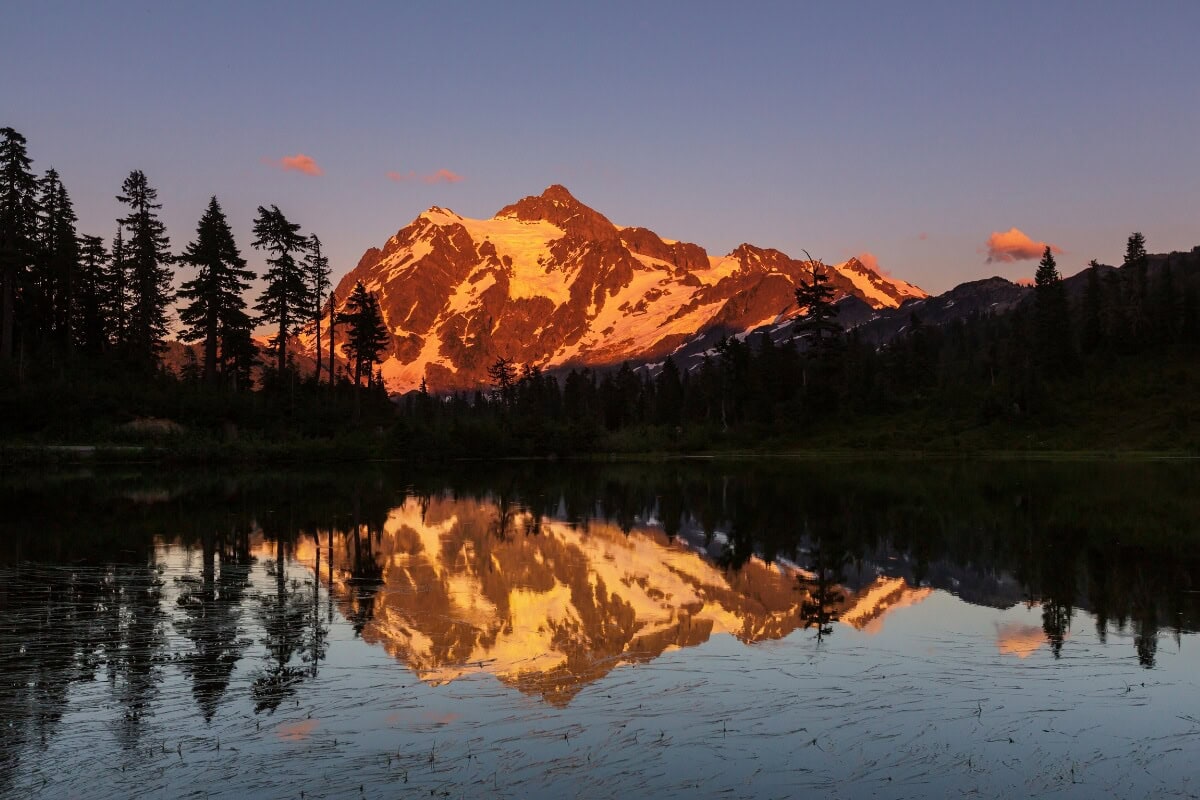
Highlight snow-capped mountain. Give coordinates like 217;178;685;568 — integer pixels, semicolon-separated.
322;185;925;392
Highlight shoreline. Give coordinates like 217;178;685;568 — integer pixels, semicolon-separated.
3;441;1196;466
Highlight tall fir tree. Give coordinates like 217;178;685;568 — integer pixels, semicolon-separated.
107;225;129;348
221;320;259;392
0;127;39;362
793;253;843;396
1124;231;1149;341
178;197;254;385
305;233;331;382
252;205;310;375
338;280;389;387
326;289;337;383
1081;259;1104;355
1033;246;1072;372
75;234;110;355
793;254;842;350
654;355;684;426
32;168;79;350
116;170;174;370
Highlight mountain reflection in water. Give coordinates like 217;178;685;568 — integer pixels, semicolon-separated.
292;495;933;704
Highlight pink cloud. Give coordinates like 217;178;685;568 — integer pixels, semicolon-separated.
855;251;893;278
265;153;323;176
983;227;1061;263
386;168;464;185
918;232;928;241
276;719;318;741
424;168;464;184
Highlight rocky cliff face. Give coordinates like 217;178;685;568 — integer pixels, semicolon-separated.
319;186;926;392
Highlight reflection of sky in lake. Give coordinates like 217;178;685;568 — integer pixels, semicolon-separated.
3;481;1199;798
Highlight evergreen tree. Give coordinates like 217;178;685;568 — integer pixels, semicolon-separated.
32;168;79;350
793;254;842;350
654;355;684;426
1081;259;1103;355
252;205;310;375
1033;246;1072;372
1124;231;1149;341
326;290;337;383
221;321;259;392
107;225;129;348
178;197;254;385
75;234;110;354
305;234;331;382
338;280;389;387
116;170;174;370
0;127;39;362
487;356;517;407
793;253;844;398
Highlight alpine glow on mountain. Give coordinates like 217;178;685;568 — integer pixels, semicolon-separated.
318;186;925;392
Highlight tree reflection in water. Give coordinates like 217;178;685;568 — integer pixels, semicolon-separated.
0;457;1196;778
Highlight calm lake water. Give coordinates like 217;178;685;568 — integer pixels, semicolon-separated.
2;460;1199;799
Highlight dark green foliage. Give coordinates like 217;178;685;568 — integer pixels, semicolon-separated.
75;235;109;354
1082;260;1103;355
116;170;174;370
0;127;39;362
793;255;842;350
107;226;130;349
178;197;254;385
252;205;310;374
305;234;331;382
654;355;683;426
28;168;79;352
338;281;389;387
1125;231;1150;341
1033;246;1071;372
487;355;517;405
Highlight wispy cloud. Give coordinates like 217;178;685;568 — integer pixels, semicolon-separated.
386;168;465;185
983;227;1061;263
266;153;323;176
855;251;893;277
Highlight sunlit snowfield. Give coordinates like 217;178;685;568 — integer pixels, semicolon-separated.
2;462;1198;799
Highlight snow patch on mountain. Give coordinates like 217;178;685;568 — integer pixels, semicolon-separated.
318;186;927;393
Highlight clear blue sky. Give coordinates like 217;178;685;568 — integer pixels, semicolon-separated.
4;1;1198;294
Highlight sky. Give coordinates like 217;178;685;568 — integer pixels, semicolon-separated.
3;1;1199;298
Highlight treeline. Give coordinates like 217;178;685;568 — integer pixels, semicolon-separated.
0;127;394;440
4;125;1198;453
395;242;1200;455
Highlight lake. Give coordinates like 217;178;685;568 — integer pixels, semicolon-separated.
2;459;1198;798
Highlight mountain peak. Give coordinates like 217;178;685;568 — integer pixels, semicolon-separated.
327;187;929;393
496;185;619;241
538;184;577;203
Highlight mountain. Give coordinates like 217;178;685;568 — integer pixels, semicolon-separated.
833;275;1030;348
832;246;1200;350
319;186;925;392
